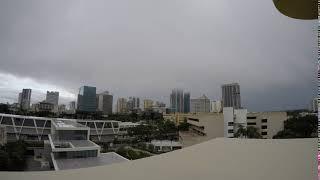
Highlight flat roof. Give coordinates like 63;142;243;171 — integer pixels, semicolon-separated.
0;138;316;180
54;152;128;170
52;119;88;130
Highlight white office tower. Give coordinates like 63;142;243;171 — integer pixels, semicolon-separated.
46;91;59;112
190;95;210;113
210;100;222;113
223;107;247;138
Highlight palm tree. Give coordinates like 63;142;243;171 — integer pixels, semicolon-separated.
234;125;262;139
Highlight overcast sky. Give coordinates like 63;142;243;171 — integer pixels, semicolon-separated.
0;0;317;111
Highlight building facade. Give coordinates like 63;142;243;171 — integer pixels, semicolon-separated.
143;99;153;110
46;91;59;112
20;89;32;110
221;83;241;109
210;100;222;113
97;91;113;115
190;95;210;113
77;86;97;113
117;98;128;113
183;92;190;113
170;89;184;113
127;97;140;112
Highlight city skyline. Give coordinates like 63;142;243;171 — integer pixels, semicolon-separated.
0;0;316;111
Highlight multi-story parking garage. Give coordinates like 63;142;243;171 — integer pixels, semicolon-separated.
0;113;138;143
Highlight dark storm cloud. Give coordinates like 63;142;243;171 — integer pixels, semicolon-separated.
0;0;317;111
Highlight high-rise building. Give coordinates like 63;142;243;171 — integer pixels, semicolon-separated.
20;89;32;110
221;83;241;109
69;101;76;111
127;97;140;111
309;98;318;112
190;95;210;113
77;86;97;112
143;99;153;110
210;100;222;113
97;91;113;115
117;98;128;113
170;89;184;113
18;93;22;105
183;92;190;113
46;91;59;112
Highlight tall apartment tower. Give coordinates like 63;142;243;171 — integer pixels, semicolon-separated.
170;89;184;113
183;92;190;113
46;91;59;112
20;89;32;110
127;97;140;111
221;83;241;109
69;101;76;111
190;94;210;113
77;86;97;112
117;98;128;113
143;99;153;110
97;91;113;115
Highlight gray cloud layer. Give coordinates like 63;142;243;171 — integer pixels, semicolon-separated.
0;0;317;111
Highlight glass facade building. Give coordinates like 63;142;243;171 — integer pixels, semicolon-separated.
77;86;97;112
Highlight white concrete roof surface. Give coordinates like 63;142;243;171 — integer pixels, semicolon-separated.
0;138;316;180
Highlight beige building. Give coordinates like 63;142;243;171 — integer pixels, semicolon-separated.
117;98;128;113
143;99;153;110
186;111;287;143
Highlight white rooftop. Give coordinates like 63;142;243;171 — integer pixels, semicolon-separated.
54;152;128;170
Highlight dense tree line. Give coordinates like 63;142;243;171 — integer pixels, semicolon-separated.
234;125;262;139
0;140;27;171
273;115;317;139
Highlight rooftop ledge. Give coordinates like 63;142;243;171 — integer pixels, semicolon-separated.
0;138;317;180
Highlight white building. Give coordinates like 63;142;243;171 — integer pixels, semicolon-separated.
190;95;210;113
210;100;222;113
309;98;318;112
223;107;247;138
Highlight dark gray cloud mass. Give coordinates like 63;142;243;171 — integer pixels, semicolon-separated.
0;0;317;111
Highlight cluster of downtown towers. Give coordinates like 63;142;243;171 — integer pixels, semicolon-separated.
16;83;242;115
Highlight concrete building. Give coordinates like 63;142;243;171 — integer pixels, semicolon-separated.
69;101;76;111
183;92;190;113
35;102;55;112
58;105;66;114
309;98;318;112
190;95;210;113
117;98;128;113
77;86;97;113
46;91;59;112
97;91;113;115
20;89;32;110
210;100;222;113
18;93;22;107
0;138;315;180
221;83;241;109
170;89;184;113
150;140;182;152
186;110;287;143
127;97;140;112
143;99;153;111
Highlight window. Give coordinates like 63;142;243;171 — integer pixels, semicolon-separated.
1;117;12;125
261;132;267;135
104;122;112;128
261;125;267;129
87;122;95;128
261;119;268;123
95;122;103;128
228;129;234;133
45;121;51;128
247;117;257;119
188;118;199;122
35;120;45;127
228;122;234;126
14;118;24;126
247;122;256;125
23;119;35;127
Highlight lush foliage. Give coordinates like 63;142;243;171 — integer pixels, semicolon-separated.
116;146;152;160
0;140;27;171
273;115;317;139
178;121;190;131
234;125;262;139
